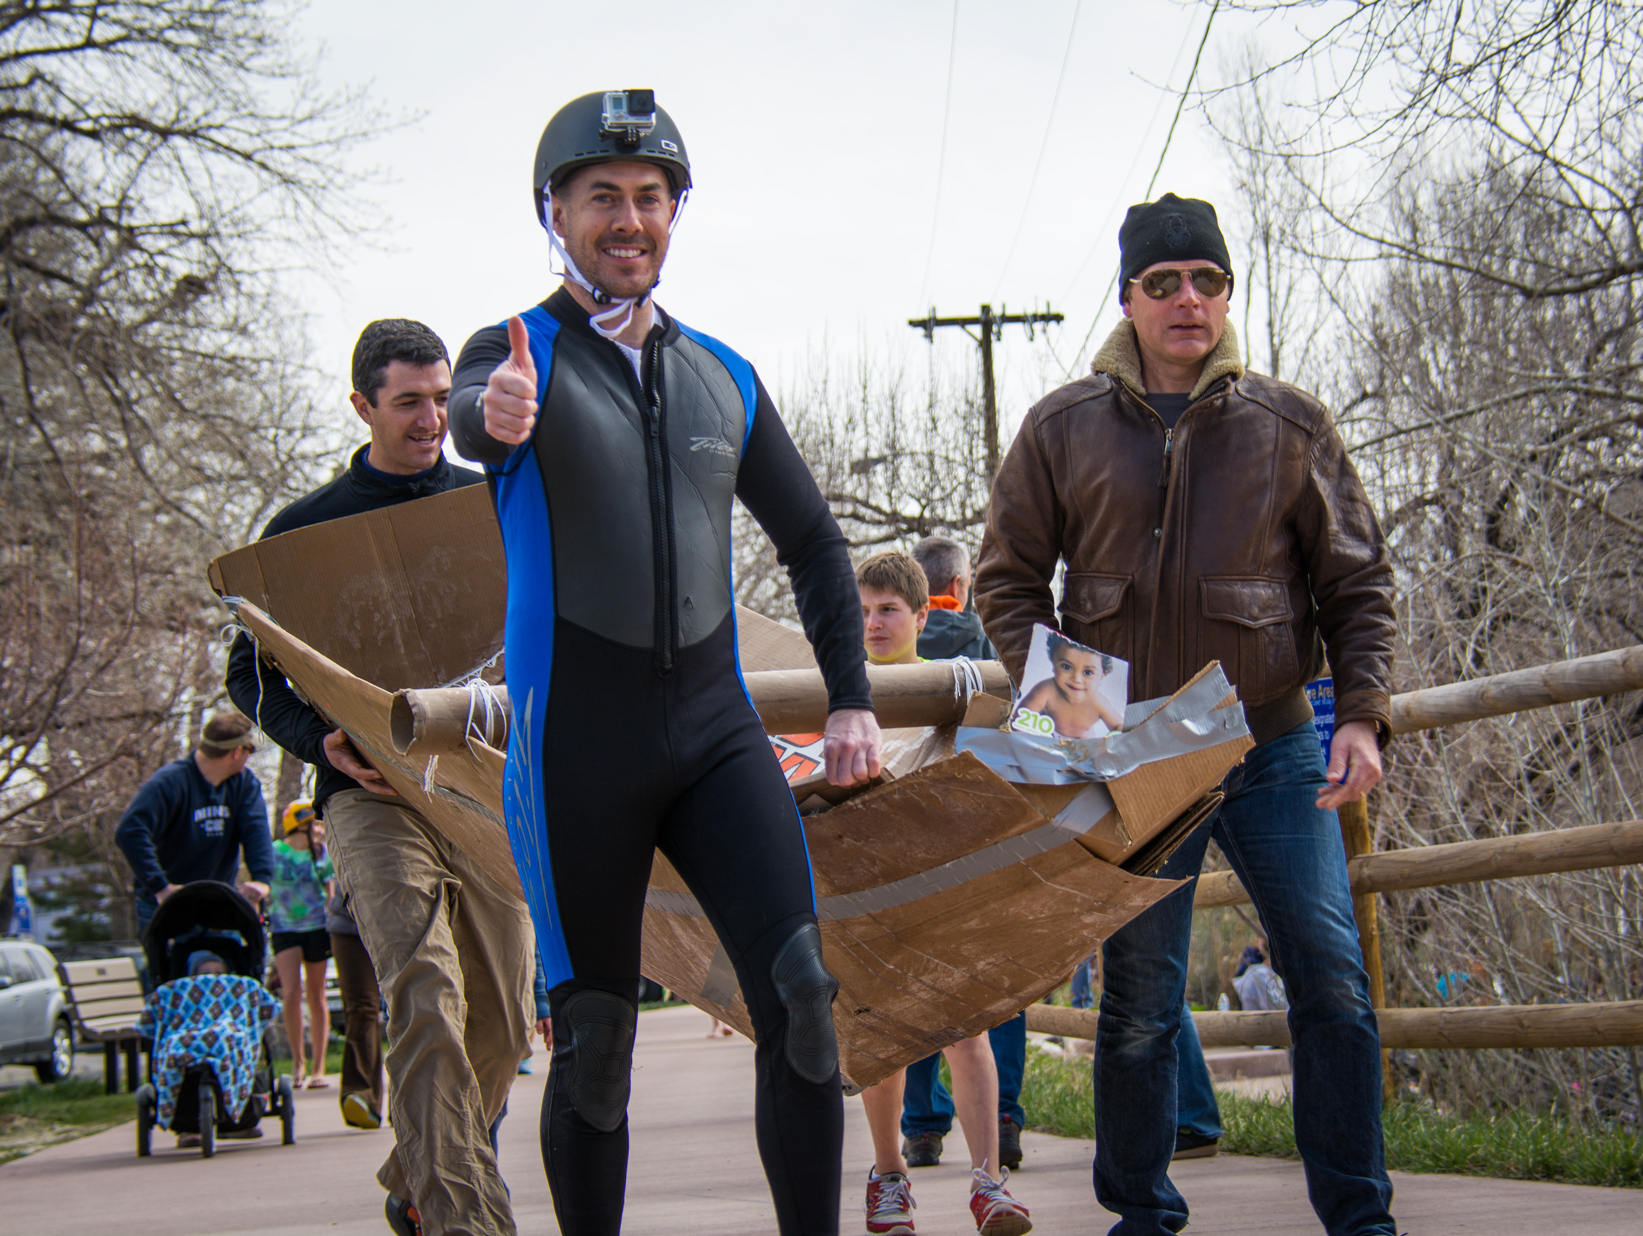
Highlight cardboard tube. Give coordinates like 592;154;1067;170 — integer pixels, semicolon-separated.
390;685;510;756
750;660;1012;734
391;659;1013;754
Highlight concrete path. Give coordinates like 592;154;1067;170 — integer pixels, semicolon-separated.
3;1004;1636;1234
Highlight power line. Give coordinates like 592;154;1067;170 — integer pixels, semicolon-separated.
1056;12;1204;309
1068;0;1222;371
918;0;962;304
992;0;1084;299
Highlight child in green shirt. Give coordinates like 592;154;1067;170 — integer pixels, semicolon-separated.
269;800;334;1088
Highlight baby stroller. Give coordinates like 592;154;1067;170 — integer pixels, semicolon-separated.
134;881;295;1157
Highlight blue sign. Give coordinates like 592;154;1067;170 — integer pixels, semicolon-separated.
9;864;33;938
1305;677;1335;765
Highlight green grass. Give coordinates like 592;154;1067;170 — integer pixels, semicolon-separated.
271;1037;349;1079
0;1078;137;1165
1019;1046;1643;1189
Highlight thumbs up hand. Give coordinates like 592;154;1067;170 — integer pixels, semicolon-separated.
484;316;539;445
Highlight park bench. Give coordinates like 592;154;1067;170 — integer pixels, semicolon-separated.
57;957;148;1093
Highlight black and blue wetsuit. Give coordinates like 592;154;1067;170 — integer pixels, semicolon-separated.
451;288;870;1236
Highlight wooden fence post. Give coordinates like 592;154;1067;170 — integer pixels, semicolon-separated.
1338;796;1393;1099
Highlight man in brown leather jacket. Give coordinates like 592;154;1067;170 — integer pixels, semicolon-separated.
975;194;1399;1236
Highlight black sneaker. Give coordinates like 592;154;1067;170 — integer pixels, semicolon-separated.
901;1131;943;1167
998;1115;1023;1170
385;1194;422;1236
1172;1130;1219;1160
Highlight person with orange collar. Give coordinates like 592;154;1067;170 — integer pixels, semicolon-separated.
856;551;1031;1236
897;538;1029;1174
911;535;994;661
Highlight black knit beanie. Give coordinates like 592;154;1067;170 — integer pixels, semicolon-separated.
1118;193;1233;290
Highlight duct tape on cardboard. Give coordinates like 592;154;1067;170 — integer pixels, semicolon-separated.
956;665;1250;785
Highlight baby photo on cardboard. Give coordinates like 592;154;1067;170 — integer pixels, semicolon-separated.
1012;623;1129;740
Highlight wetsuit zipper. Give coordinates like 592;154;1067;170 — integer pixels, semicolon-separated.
641;334;675;675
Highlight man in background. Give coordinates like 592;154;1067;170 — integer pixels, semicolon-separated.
115;712;273;941
227;318;532;1236
911;535;995;661
900;536;1025;1173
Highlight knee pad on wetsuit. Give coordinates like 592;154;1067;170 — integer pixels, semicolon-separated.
770;921;840;1084
557;989;637;1133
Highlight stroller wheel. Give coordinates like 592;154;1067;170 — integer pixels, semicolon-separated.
135;1084;155;1158
277;1073;295;1145
199;1082;216;1158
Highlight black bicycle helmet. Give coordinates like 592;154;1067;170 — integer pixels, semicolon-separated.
533;89;691;225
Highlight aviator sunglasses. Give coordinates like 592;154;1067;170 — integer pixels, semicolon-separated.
1130;266;1231;300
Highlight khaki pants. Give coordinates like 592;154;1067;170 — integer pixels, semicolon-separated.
326;789;533;1236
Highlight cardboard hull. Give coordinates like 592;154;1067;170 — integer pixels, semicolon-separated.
210;485;1246;1088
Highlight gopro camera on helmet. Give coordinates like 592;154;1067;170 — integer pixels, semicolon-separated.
534;91;692;225
601;90;656;149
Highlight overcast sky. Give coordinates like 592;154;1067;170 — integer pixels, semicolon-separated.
295;0;1297;446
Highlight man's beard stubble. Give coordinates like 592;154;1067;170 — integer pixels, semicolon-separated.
567;230;665;303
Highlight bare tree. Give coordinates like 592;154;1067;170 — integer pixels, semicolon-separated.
1342;167;1643;1122
1203;11;1643;1121
1216;1;1641;300
1216;40;1335;386
0;2;379;870
734;342;992;621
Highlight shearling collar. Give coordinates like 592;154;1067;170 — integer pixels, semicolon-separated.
1090;319;1245;404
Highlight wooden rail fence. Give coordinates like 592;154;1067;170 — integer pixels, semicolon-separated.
1024;644;1643;1054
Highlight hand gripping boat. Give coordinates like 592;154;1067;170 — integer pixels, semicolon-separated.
209;485;1252;1090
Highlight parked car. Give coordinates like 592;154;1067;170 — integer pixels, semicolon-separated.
0;937;74;1082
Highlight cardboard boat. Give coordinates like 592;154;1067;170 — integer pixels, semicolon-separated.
209;484;1252;1089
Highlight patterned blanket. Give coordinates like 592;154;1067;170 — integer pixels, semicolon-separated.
138;975;280;1128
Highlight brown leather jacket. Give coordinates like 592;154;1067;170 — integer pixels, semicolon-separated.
975;322;1395;745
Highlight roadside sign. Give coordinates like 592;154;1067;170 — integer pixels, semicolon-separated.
9;864;33;938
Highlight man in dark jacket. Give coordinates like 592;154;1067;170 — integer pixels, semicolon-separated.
975;194;1398;1236
115;712;274;939
226;319;533;1236
911;535;995;661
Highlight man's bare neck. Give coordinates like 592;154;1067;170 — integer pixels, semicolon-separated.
1138;352;1205;395
562;278;655;349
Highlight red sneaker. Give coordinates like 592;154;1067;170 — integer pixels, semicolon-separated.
865;1168;916;1235
969;1168;1031;1236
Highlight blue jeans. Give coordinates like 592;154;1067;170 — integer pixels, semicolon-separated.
1071;955;1097;1008
1174;1000;1220;1140
1077;957;1220;1140
1094;722;1393;1235
902;1011;1026;1135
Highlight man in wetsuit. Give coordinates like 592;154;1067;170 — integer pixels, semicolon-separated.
227;319;534;1236
449;90;880;1235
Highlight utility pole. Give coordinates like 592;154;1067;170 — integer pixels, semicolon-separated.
910;304;1064;478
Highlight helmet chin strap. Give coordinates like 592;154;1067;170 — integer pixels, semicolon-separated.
543;188;689;342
